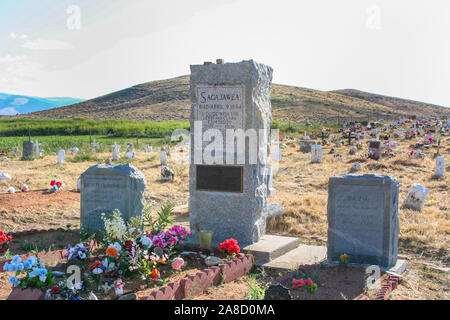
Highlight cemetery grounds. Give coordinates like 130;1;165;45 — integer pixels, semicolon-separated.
0;121;448;300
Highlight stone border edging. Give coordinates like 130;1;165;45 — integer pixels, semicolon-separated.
140;253;254;300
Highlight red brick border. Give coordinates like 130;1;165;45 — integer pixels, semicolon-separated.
140;253;254;300
376;274;399;300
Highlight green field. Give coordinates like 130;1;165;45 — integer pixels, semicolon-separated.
0;135;169;154
0;118;332;154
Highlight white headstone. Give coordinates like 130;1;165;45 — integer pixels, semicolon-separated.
147;146;153;152
125;151;135;159
91;138;99;153
112;142;120;161
272;145;282;161
311;144;322;163
435;156;445;177
35;140;42;157
403;184;429;211
57;149;65;165
159;150;168;166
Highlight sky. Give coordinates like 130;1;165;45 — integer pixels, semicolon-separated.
0;0;449;111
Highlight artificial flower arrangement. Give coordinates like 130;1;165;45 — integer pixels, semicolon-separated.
340;253;349;266
21;184;30;192
50;179;63;192
7;208;193;299
292;277;318;294
94;209;192;289
0;230;12;254
290;267;319;294
46;280;86;300
0;150;7;156
64;243;90;266
4;255;55;289
219;238;240;259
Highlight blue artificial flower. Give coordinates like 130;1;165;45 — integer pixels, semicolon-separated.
8;276;21;287
24;256;37;268
7;263;16;272
3;262;9;271
29;268;40;278
12;255;22;264
39;273;47;283
15;263;24;271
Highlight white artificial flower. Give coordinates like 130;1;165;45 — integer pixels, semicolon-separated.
140;236;153;248
92;268;103;275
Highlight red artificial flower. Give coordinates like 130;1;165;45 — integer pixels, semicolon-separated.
151;268;160;281
56;181;62;187
292;278;305;289
89;260;103;271
219;238;240;255
124;240;133;250
305;278;313;286
50;180;56;186
50;285;61;295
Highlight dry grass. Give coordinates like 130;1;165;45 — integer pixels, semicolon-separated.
0;128;448;299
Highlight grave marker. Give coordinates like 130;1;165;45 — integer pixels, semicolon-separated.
21;141;34;160
189;59;273;247
57;150;65;165
327;174;399;268
311;144;322;163
80;164;146;235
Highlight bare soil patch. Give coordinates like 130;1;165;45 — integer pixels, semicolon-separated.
0;190;79;214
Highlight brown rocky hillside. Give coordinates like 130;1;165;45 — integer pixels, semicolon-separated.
17;75;450;123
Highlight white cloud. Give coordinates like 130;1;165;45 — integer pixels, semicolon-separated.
9;32;16;39
0;55;28;63
0;107;20;116
22;39;75;51
10;98;28;106
18;34;28;39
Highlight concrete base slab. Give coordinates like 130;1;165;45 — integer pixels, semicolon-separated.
261;244;327;270
384;259;407;275
243;235;300;263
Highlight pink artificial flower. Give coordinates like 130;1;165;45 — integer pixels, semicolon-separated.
171;257;184;270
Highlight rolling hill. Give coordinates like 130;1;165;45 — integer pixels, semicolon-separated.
7;75;450;123
0;93;84;116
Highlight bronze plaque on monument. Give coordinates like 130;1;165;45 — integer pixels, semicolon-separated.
196;165;243;193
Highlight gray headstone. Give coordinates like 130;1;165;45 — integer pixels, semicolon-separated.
327;174;399;268
21;141;34;160
80;164;146;235
189;59;273;248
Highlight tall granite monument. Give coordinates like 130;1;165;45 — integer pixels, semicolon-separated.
80;163;146;235
327;174;399;268
189;59;273;247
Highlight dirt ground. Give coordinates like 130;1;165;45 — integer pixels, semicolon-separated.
0;125;449;300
